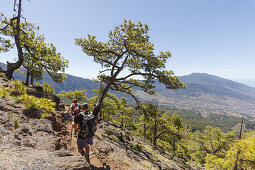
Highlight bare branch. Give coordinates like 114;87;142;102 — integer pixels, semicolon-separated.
14;0;17;12
110;84;140;105
99;69;112;74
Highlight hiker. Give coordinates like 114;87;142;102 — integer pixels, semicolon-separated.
67;99;81;136
74;103;97;164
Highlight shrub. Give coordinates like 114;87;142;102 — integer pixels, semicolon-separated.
132;143;142;151
16;94;55;113
10;80;26;96
6;111;13;119
42;112;52;118
34;82;55;95
0;86;10;98
105;130;113;136
18;94;38;109
0;72;5;77
13;118;19;129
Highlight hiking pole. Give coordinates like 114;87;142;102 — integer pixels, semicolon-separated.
69;117;73;150
91;146;106;167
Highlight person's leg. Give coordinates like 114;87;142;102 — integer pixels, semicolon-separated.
85;137;93;154
77;138;86;156
77;138;90;164
85;139;91;164
78;148;85;156
73;123;78;136
85;143;90;155
73;123;77;130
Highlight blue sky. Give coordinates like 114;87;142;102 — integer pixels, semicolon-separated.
1;0;255;86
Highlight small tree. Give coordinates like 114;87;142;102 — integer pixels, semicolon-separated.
118;97;133;128
58;90;87;102
0;0;24;79
0;2;68;81
206;130;255;170
191;126;236;163
75;20;185;118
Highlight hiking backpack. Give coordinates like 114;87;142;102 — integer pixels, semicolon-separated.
72;103;81;116
80;112;97;139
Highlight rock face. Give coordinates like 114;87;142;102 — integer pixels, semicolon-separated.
0;97;89;170
0;75;90;169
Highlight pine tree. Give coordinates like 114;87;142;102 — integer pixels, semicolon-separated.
75;20;186;118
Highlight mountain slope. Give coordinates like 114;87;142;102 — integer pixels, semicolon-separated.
1;62;255;118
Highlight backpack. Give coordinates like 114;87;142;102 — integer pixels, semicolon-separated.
72;103;81;116
80;112;97;139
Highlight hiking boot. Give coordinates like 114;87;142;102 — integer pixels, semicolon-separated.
84;154;90;164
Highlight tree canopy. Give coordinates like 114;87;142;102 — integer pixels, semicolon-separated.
75;20;186;117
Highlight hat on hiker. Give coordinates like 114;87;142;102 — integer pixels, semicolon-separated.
72;99;78;103
82;103;89;108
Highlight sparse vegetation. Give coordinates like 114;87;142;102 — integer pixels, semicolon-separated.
132;143;142;151
6;111;13;119
34;82;55;96
105;130;113;136
0;86;10;98
13;117;19;129
42;112;52;118
10;80;26;96
16;93;55;113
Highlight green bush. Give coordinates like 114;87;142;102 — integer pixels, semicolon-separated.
16;93;55;113
105;130;113;136
0;86;10;98
42;112;52;118
10;80;26;96
34;82;55;95
0;72;5;77
6;111;13;119
132;143;142;151
13;117;19;129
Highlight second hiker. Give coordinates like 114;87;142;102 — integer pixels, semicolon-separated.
67;99;81;137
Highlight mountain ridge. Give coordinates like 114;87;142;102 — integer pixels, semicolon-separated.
1;62;255;119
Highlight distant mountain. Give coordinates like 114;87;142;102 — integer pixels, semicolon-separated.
151;73;255;101
136;73;255;119
1;62;255;119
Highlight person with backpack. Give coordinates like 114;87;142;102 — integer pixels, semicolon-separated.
67;99;81;137
74;103;97;164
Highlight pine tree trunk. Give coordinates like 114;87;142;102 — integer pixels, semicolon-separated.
234;116;244;170
30;71;34;85
153;116;157;146
93;80;113;118
5;0;24;80
25;68;30;85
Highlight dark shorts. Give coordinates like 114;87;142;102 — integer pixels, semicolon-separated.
77;137;93;148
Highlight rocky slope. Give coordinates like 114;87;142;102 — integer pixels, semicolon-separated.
0;76;199;170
